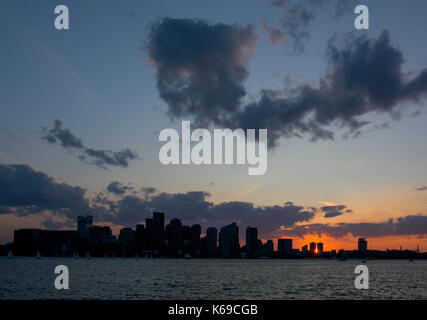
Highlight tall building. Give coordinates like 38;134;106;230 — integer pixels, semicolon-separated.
145;218;153;251
278;239;293;253
358;238;368;252
119;228;135;257
309;242;316;254
219;223;239;258
135;224;145;255
152;212;165;252
205;227;217;257
13;229;43;256
77;215;93;234
190;224;201;255
262;240;274;258
245;226;258;257
167;218;184;256
316;242;323;254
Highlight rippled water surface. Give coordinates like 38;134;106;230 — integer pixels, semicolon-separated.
0;257;426;299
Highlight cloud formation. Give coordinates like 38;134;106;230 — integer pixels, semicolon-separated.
147;21;427;147
42;119;138;169
0;164;90;218
146;18;258;127
280;214;427;239
107;181;134;195
321;205;352;218
269;0;357;53
2;167;427;241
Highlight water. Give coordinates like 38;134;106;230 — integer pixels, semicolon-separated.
0;257;426;299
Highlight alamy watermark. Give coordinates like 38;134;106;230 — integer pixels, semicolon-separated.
158;121;267;175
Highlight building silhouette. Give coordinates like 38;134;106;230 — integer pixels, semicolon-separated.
317;242;324;255
309;242;316;254
119;228;135;257
77;215;93;235
152;212;165;255
190;224;201;257
245;226;258;258
278;239;292;254
219;223;239;258
358;238;368;252
204;227;217;257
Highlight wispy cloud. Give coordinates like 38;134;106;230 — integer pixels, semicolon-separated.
42;119;138;169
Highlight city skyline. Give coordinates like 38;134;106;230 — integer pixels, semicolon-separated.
5;213;426;257
1;1;427;252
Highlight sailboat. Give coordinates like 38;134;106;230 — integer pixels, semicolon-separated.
36;250;41;259
7;250;13;259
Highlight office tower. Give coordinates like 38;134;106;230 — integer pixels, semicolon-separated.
219;222;239;258
278;238;293;253
190;224;201;255
358;238;368;252
88;226;111;238
152;212;165;252
302;245;308;252
205;227;217;257
135;224;145;255
13;229;43;256
119;228;135;257
316;242;324;254
167;218;184;256
309;242;316;254
263;240;274;258
145;218;153;250
182;226;191;253
77;215;93;234
245;226;258;257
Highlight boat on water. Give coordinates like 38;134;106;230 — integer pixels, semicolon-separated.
36;251;42;259
184;253;191;259
7;250;13;259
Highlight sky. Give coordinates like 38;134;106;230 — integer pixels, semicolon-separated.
1;0;427;251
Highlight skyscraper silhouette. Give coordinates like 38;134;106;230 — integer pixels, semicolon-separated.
246;226;258;258
219;223;239;258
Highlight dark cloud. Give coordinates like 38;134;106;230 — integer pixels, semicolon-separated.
321;205;352;218
42;119;138;169
141;187;157;198
101;191;315;237
146;17;258;127
147;19;427;148
3;167;427;241
0;164;89;217
107;181;133;195
269;0;357;53
415;186;427;191
231;30;427;146
261;22;287;45
280;214;427;239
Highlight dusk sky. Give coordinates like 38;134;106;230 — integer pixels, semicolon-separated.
1;0;427;251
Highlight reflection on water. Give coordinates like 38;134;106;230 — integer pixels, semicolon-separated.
0;257;426;299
